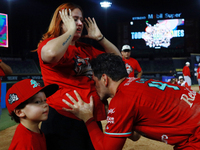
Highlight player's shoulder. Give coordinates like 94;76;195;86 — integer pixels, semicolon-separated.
129;57;137;61
117;77;144;94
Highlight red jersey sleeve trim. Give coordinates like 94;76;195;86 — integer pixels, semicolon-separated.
86;120;127;150
105;131;132;137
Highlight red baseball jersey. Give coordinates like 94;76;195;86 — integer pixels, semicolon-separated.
37;38;106;121
182;66;191;77
197;67;200;79
105;77;200;146
9;123;46;150
122;57;142;77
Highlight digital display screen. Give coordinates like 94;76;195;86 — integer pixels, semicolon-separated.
130;19;184;50
0;13;8;48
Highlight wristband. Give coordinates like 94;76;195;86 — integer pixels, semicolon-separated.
97;36;104;42
0;59;2;63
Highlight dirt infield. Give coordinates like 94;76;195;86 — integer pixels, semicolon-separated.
0;86;198;150
0;122;173;150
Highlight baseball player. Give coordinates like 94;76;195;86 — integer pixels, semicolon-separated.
196;63;200;92
6;79;58;150
182;62;191;87
178;76;190;88
63;53;200;150
121;45;143;78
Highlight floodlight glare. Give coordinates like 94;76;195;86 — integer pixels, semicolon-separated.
130;21;134;25
100;1;112;8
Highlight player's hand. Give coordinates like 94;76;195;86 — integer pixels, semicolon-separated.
82;17;103;41
59;9;76;33
62;90;94;122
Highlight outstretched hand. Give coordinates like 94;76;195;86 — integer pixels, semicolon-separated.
83;17;103;41
62;90;94;122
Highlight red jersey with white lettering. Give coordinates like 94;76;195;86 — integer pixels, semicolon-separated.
183;66;191;77
9;123;46;150
105;77;200;146
122;57;142;77
37;38;106;121
197;67;200;79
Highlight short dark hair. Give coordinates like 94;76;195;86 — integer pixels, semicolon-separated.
9;95;36;123
91;53;128;81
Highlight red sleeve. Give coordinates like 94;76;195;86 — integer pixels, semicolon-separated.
0;68;5;76
135;60;142;73
37;38;54;62
86;118;126;150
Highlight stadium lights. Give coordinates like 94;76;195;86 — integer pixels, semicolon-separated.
130;21;133;25
100;1;112;8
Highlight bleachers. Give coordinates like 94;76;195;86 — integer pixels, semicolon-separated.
137;57;175;73
2;58;40;74
2;57;175;75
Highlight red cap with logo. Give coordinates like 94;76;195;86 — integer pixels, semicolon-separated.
6;79;59;114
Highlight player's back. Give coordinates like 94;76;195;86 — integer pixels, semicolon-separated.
115;77;200;145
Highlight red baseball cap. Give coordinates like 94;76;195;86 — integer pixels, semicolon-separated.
6;79;59;114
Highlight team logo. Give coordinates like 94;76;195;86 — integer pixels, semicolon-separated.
8;93;19;104
74;55;93;79
125;63;133;74
30;79;40;88
108;108;115;115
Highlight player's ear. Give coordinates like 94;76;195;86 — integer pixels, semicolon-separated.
14;109;26;118
102;74;108;87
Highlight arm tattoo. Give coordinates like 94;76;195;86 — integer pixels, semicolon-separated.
62;35;72;46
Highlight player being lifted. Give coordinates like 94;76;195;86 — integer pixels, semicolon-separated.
63;53;200;150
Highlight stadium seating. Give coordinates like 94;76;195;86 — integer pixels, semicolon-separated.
137;57;175;73
2;58;40;74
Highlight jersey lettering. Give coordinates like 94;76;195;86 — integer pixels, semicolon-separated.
180;89;196;108
107;116;115;124
161;134;168;144
124;77;137;86
136;78;149;83
148;81;180;91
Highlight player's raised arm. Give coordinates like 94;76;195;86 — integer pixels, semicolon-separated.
41;9;76;63
0;60;13;75
62;90;127;150
82;17;121;57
